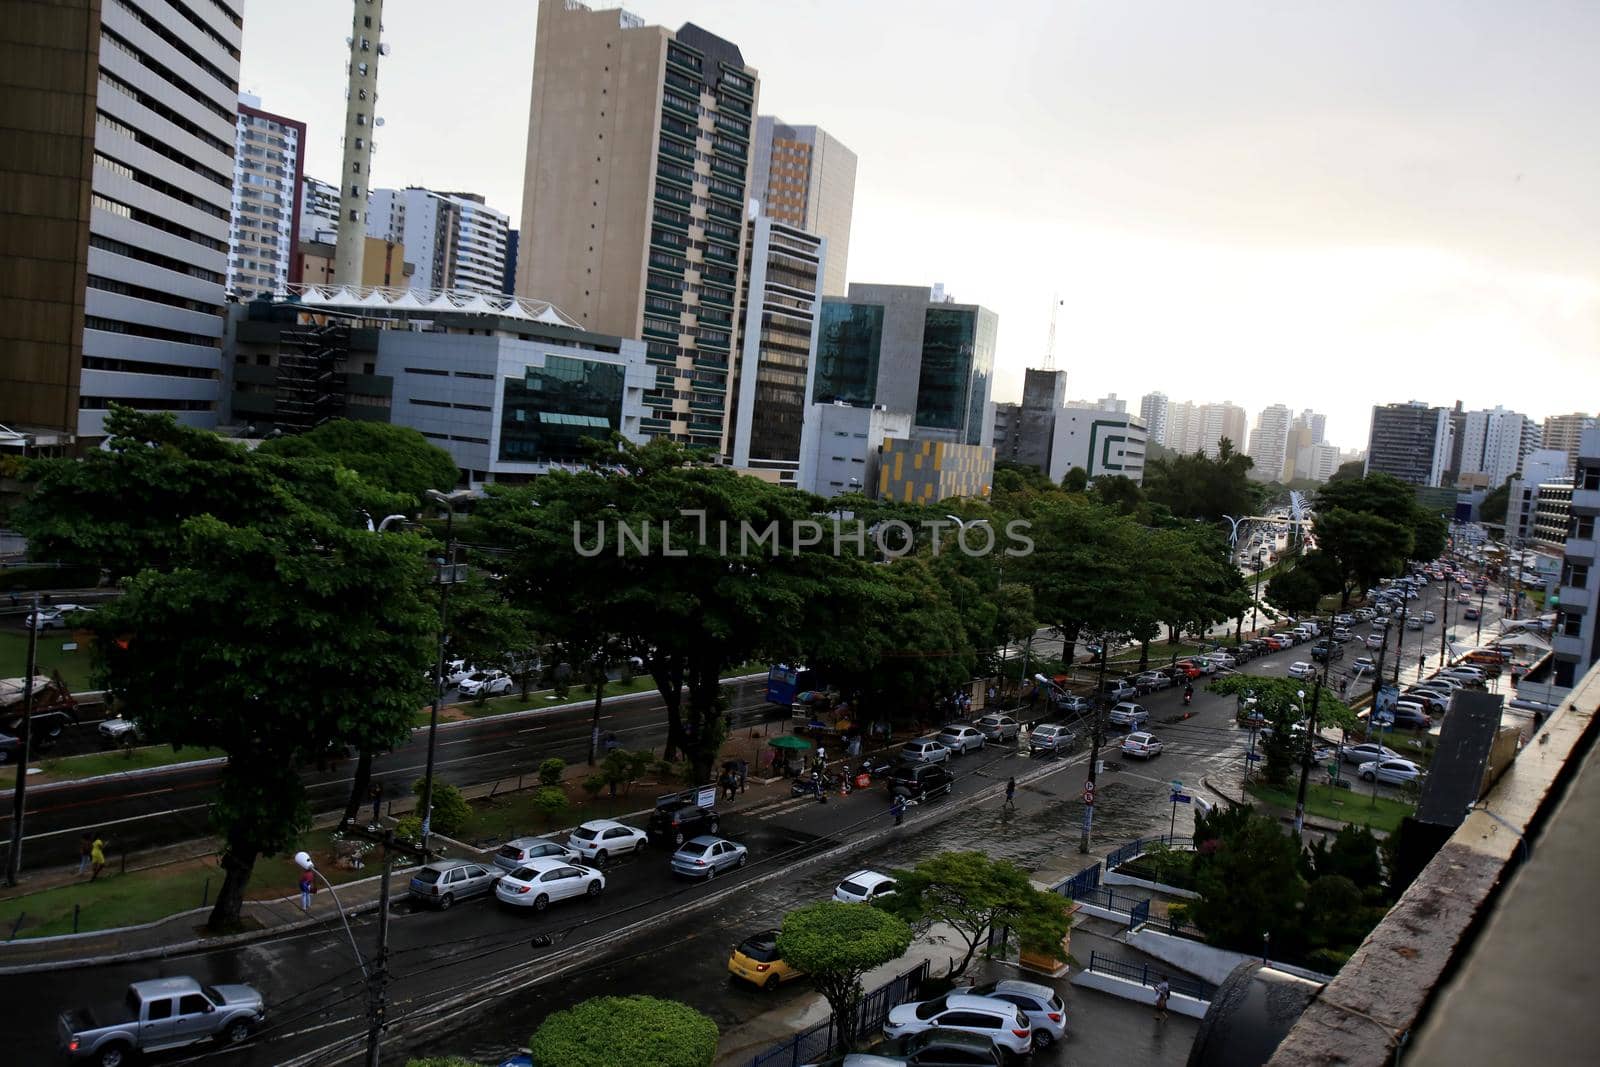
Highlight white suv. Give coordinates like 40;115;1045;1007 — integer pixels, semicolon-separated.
885;993;1033;1056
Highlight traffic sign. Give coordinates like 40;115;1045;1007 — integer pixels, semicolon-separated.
1245;752;1261;763
1170;793;1192;804
1082;782;1096;805
1170;779;1183;792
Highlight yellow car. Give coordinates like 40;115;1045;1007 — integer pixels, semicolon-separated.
727;929;804;990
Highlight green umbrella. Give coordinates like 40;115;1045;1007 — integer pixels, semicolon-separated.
768;735;813;751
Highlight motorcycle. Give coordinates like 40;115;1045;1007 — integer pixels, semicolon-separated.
1183;687;1194;706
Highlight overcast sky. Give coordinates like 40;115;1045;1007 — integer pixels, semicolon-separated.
241;0;1600;451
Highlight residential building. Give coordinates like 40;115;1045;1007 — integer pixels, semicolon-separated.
1365;402;1452;486
1139;392;1169;447
332;0;384;285
368;187;511;295
729;215;825;484
1295;442;1341;483
1542;412;1596;476
1198;401;1248;459
751;117;856;296
297;236;410;289
878;437;993;504
1050;407;1147;485
1507;449;1573;543
1459;405;1537;489
813;283;996;448
1247;403;1292;482
1166;400;1201;455
1095;393;1127;414
1531;482;1572;553
1444;400;1468;485
991;402;1019;463
1284;424;1314;479
1295;408;1327;445
502;229;519;295
515;0;759;453
1554;428;1600;686
227;94;304;299
797;402;910;500
300;175;340;242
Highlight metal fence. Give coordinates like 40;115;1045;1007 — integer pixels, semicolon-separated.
1067;885;1152;915
748;959;930;1067
1088;950;1217;1001
1052;861;1102;900
1127;898;1150;931
1104;834;1193;870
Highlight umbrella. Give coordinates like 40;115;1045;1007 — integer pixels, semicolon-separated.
768;735;813;751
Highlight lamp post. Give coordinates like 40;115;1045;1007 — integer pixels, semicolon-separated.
293;851;367;980
421;488;473;853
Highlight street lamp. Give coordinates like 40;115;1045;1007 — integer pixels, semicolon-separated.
293;851;367;979
420;488;474;852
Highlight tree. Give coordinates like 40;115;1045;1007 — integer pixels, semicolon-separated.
1328;460;1365;483
1190;804;1307;956
17;412;435;929
777;902;913;1055
1209;675;1357;786
1303;823;1385;895
876;851;1070;979
1010;495;1144;659
1312;507;1413;609
1265;565;1325;617
1143;438;1259;522
1061;467;1090;493
256;419;459;508
529;995;717;1067
1091;474;1146;516
1410;509;1449;563
1478;477;1512;526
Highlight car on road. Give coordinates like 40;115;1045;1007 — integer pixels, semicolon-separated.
1405;617;1423;631
1352;607;1376;621
1359;758;1423;786
492;837;578;874
974;714;1021;743
1135;670;1172;692
1464;606;1481;620
59;976;265;1065
1098;678;1139;702
884;993;1033;1057
409;859;500;909
457;669;513;698
1107;702;1149;729
936;724;985;754
1334;613;1355;626
568;819;648;866
1288;661;1317;679
1331;627;1353;643
1311;641;1344;662
647;801;720;847
949;978;1068;1050
97;717;143;747
1029;723;1077;757
1052;693;1094;715
1364;633;1385;650
888;762;954;803
1422;610;1437;624
27;604;92;631
495;856;605;909
728;929;805;990
1456;592;1472;604
898;738;951;764
444;660;477;686
1120;731;1162;759
670;835;748;880
834;870;899;904
1340;741;1401;766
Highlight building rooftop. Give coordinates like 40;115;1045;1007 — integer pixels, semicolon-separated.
286;283;579;328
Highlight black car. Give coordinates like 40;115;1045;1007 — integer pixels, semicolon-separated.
646;801;719;847
1310;641;1344;662
888;762;954;802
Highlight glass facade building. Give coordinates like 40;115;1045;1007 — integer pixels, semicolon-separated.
499;355;626;465
814;301;884;406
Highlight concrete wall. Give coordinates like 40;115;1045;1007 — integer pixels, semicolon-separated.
1070;969;1208;1019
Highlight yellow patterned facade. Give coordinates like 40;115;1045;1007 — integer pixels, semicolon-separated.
877;438;994;504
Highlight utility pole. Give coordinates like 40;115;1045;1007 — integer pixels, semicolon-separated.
5;593;40;886
421;489;472;853
1440;570;1452;668
1392;590;1410;686
1079;640;1110;854
345;826;425;1067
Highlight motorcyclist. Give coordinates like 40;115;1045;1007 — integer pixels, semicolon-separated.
1183;682;1195;705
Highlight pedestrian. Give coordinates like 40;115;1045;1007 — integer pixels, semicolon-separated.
812;770;828;804
1154;974;1171;1021
817;745;826;767
369;781;383;826
737;758;748;793
1004;777;1017;811
891;795;906;826
78;833;93;877
299;866;316;912
89;836;106;881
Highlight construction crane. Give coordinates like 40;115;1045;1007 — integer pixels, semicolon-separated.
1043;295;1063;370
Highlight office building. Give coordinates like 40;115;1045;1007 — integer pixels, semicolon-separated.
515;0;759;453
751;117;856;296
1553;429;1600;686
1198;401;1248;459
332;0;384;285
797;402;910;500
1459;406;1537;489
1247;403;1292;482
1139;392;1170;447
1365;402;1452;486
729;215;825;484
813;283;996;448
227;94;304;299
298;236;409;289
368;187;511;295
992;402;1020;462
1542;412;1596;476
301;175;340;241
878;438;994;504
1508;449;1572;543
1050;407;1147;485
1443;400;1468;485
1295;408;1327;445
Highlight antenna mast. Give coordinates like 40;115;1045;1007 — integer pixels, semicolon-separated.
1044;295;1062;370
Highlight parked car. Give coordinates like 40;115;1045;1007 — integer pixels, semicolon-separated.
1334;613;1355;626
936;724;985;755
1340;742;1401;766
1364;633;1385;650
444;660;477;686
1405;617;1423;631
1464;606;1482;620
27;604;92;631
1107;702;1149;729
898;738;951;764
59;976;265;1064
888;762;953;803
1288;661;1317;679
1359;758;1424;786
409;859;500;910
1098;679;1139;702
948;978;1068;1050
1310;641;1344;662
810;1029;1004;1066
492;837;578;874
495;857;605;909
1169;661;1203;679
1205;652;1237;669
884;993;1032;1057
1135;670;1172;692
834;869;899;904
1029;723;1077;757
97;717;143;748
1120;731;1162;759
647;801;720;847
728;929;805;990
1053;693;1094;715
974;714;1021;743
1331;627;1353;643
1402;689;1450;714
1372;706;1431;731
1422;610;1437;624
457;669;513;698
567;819;648;866
670;835;748;880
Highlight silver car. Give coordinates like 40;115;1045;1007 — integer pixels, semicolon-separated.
1029;723;1077;757
898;738;951;764
408;859;500;909
974;714;1020;742
670;835;748;880
1107;702;1148;729
492;836;578;874
936;724;985;754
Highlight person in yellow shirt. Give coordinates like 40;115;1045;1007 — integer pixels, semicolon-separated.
89;837;106;881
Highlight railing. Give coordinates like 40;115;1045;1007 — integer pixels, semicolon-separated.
1069;885;1152;915
1105;834;1193;870
1052;861;1102;900
1088;950;1217;1001
748;959;930;1067
1127;898;1151;931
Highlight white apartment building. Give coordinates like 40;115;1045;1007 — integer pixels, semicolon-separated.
1139;392;1170;447
300;175;340;243
1459;406;1538;488
368;187;509;295
1166;400;1202;454
1248;403;1293;482
80;0;243;438
227;94;303;299
1199;401;1248;459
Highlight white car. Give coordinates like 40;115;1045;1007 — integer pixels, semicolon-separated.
1120;731;1162;759
1359;758;1423;786
457;670;512;697
1204;653;1237;669
1364;633;1385;650
494;856;604;910
949;978;1068;1050
444;660;477;686
27;604;91;631
1287;661;1316;679
834;870;898;903
567;819;648;867
1422;611;1437;624
1340;742;1401;766
884;993;1033;1056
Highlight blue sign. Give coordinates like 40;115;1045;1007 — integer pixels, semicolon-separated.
1170;793;1192;804
1375;684;1399;717
1245;752;1261;762
765;665;800;706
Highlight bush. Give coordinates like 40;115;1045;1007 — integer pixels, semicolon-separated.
530;995;717;1067
539;757;566;787
653;758;677;783
533;786;568;824
412;778;470;836
581;774;606;798
394;815;422;844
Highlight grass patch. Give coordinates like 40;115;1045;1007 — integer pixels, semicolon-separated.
454;780;670;848
0;742;225;787
0;629;96;693
1246;780;1412;834
0;828;369;939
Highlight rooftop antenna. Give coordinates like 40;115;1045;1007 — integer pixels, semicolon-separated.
1043;294;1063;370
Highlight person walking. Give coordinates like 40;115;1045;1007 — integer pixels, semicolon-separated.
1004;777;1017;811
78;834;93;877
299;866;316;912
89;836;106;881
369;781;383;827
1154;975;1171;1021
891;795;906;826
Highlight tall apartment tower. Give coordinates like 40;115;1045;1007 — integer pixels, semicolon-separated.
1139;392;1170;447
1198;401;1248;459
368;187;510;294
751;117;856;296
333;0;385;286
300;175;341;241
1544;412;1598;475
1247;403;1292;482
1365;401;1452;486
1166;400;1201;455
1459;406;1535;488
1295;408;1327;445
227;95;305;299
516;0;760;452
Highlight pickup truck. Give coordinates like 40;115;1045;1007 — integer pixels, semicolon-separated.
60;976;265;1065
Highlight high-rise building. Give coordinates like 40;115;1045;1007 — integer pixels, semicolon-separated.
1051;407;1148;485
1139;392;1170;447
502;229;519;295
1508;449;1576;544
297;235;409;289
1198;401;1248;460
1295;442;1341;483
1543;412;1597;475
333;0;384;285
751;117;855;296
991;402;1020;462
1459;406;1536;489
227;94;304;299
1553;428;1600;687
989;369;1067;476
516;0;759;453
1365;402;1452;486
368;187;510;294
728;214;824;484
812;283;996;448
1096;393;1127;415
1166;400;1201;455
300;175;341;242
1295;408;1327;445
1247;403;1292;482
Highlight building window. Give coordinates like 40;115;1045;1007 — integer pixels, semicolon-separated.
499;357;624;464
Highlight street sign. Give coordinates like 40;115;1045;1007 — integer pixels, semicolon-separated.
1245;752;1261;762
1170;793;1192;804
1082;782;1096;805
1170;779;1183;792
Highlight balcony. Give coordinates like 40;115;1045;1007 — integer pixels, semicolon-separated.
643;393;675;411
1575;487;1600;512
1567;537;1597;561
640;416;673;433
1559;584;1590;611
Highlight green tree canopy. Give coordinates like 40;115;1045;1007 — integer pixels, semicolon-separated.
1191;804;1307;956
1143;438;1259;522
1265;564;1325;617
778;902;913;1056
257;419;460;508
529;995;717;1067
1478;477;1512;526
